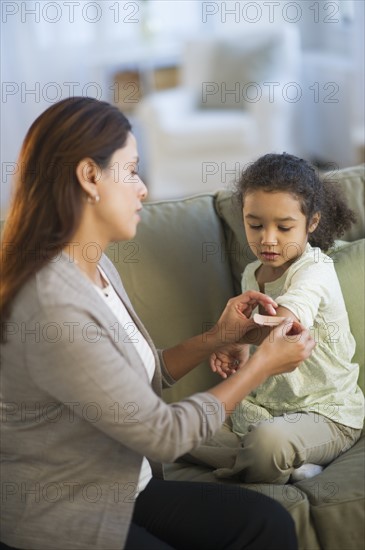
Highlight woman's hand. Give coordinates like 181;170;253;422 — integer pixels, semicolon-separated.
256;319;316;377
210;343;250;379
162;291;277;382
206;318;315;414
209;291;277;348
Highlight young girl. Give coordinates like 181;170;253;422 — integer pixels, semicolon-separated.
190;153;364;484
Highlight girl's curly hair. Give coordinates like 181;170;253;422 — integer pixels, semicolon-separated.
234;153;356;250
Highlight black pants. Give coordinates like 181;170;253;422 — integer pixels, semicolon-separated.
124;478;297;550
0;479;297;550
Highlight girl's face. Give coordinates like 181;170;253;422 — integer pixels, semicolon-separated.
243;190;318;273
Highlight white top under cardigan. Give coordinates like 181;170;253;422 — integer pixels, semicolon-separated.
93;265;154;496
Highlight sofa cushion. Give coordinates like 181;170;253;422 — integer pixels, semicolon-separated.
329;239;365;391
214;189;251;294
328;165;365;242
106;194;235;402
294;433;365;550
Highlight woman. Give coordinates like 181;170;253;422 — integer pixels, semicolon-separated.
0;97;315;550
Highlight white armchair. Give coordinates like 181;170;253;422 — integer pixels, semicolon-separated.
136;26;301;200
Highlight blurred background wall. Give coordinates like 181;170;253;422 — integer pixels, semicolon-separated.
1;0;364;212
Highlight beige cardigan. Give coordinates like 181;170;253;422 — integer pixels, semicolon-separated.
0;252;222;550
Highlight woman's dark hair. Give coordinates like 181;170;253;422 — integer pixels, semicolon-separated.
234;152;356;250
1;97;132;338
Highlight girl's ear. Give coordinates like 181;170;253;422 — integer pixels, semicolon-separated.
76;158;101;199
308;212;321;233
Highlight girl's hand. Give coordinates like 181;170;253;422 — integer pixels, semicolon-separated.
256;319;316;377
212;291;277;347
210;344;250;379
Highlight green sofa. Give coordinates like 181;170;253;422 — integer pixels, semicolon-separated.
107;165;365;550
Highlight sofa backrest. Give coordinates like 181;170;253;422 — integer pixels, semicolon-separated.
108;195;235;402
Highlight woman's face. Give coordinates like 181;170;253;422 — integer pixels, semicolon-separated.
95;132;147;242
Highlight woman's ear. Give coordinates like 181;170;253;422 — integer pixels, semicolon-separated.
76;158;101;199
308;212;321;233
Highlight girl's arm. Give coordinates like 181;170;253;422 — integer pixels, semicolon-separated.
240;306;300;346
240;255;334;347
162;291;277;381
